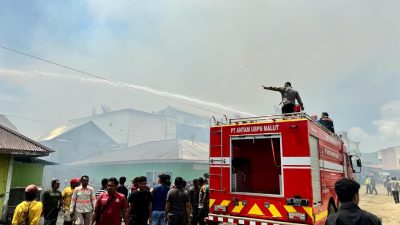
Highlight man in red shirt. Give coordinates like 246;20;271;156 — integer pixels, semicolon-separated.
90;177;129;225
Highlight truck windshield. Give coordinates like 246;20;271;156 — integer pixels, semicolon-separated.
231;135;282;195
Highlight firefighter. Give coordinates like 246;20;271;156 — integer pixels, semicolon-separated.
319;112;335;133
325;178;381;225
262;82;304;114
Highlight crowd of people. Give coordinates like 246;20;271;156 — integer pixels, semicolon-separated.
364;173;400;204
12;174;209;225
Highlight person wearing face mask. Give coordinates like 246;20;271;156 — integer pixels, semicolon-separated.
262;82;304;114
90;177;129;225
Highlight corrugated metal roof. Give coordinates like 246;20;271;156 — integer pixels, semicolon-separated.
0;123;54;156
69;139;208;166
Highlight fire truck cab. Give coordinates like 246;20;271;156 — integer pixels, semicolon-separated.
208;113;361;225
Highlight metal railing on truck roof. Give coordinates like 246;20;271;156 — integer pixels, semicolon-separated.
210;112;343;142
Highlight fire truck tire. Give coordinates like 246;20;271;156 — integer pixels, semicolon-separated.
208;221;219;225
327;199;337;215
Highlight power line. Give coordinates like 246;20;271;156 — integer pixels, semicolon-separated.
0;44;229;117
4;114;59;125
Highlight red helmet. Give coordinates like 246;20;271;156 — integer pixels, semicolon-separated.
70;178;80;185
25;184;38;194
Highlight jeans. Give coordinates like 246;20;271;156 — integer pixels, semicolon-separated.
152;211;166;225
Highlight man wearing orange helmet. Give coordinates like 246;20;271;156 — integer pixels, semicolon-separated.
12;184;43;225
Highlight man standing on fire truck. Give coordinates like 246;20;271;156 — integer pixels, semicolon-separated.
262;82;304;114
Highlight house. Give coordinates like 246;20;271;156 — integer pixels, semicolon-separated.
0;117;53;221
155;106;210;142
68;108;177;147
378;146;400;177
37;107;210;188
38;121;119;164
68;139;209;186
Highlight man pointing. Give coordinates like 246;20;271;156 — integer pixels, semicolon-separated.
262;82;304;114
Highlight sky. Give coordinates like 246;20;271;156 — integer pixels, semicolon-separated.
0;0;400;153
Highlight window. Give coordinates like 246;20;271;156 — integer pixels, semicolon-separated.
231;135;282;195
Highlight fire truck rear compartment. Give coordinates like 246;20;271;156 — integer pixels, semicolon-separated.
231;136;281;195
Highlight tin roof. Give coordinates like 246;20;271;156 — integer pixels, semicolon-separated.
0;123;54;156
69;139;208;166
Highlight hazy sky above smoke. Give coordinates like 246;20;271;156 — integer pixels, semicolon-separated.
1;0;400;153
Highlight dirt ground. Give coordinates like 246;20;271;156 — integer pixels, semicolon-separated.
359;184;400;225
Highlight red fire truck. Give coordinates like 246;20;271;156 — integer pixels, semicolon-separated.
207;113;361;225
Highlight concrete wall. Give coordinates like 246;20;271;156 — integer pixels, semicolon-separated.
0;154;10;219
11;162;44;187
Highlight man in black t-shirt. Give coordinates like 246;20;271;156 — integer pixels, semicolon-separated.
42;179;62;225
325;178;381;225
128;176;152;225
117;176;129;199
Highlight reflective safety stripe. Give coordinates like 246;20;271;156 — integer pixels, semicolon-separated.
283;205;296;213
282;157;311;166
303;207;314;221
212;199;317;222
232;202;244;213
267;204;282;217
315;210;328;221
220;200;231;206
248;203;264;215
320;160;343;171
209;199;216;208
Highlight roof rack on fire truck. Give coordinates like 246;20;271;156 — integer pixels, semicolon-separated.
210;115;228;126
211;112;343;142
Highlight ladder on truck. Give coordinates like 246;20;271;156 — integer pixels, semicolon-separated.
209;116;227;192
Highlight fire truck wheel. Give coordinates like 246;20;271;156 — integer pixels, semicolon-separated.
327;200;337;215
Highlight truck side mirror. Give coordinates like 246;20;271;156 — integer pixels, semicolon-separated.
356;159;362;167
349;155;362;173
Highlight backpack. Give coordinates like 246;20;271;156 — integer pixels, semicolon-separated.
19;202;32;225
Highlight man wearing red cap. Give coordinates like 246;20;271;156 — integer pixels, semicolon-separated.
62;178;80;225
12;184;43;225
